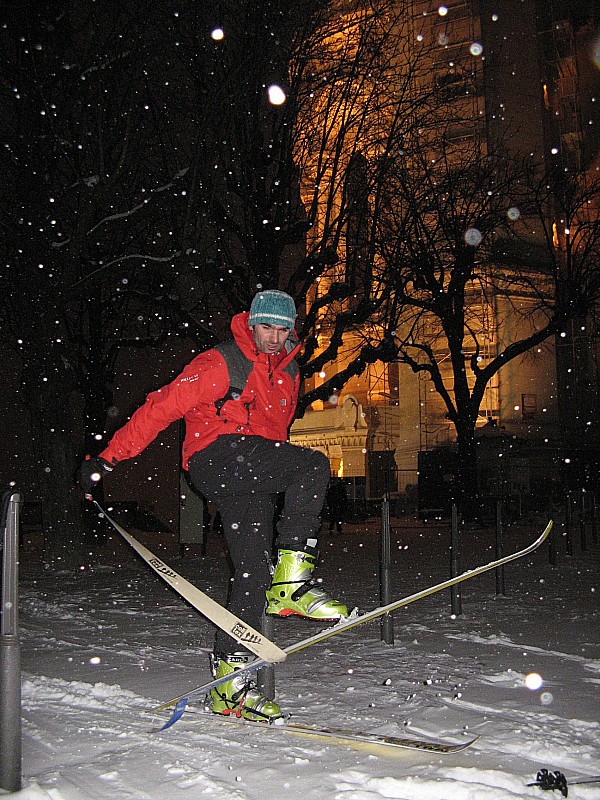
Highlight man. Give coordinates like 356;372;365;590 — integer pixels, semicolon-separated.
79;289;348;722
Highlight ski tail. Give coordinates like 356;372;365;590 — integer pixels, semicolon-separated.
91;499;286;664
159;698;189;731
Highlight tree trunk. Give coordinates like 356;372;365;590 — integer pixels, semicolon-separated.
21;339;86;568
455;421;479;521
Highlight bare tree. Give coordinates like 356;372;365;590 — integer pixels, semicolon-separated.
284;1;443;408
371;121;600;510
3;0;421;558
0;2;200;560
530;163;600;485
7;0;594;546
152;1;445;406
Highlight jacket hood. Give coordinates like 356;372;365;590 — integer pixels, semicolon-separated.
231;311;301;366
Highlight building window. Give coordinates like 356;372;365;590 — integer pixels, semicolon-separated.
521;393;537;420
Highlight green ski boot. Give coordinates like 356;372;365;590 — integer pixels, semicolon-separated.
209;652;283;723
265;542;348;620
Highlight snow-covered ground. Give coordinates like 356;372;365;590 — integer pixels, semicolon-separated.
5;510;600;799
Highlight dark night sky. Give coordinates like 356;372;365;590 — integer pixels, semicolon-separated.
559;0;597;26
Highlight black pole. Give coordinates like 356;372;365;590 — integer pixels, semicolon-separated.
580;489;587;552
565;493;574;557
258;613;276;699
380;496;394;645
548;495;558;566
450;504;462;615
1;491;22;793
495;500;506;595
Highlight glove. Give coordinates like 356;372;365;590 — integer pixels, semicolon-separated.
78;456;114;493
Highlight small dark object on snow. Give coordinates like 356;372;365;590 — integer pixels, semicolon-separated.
528;769;568;797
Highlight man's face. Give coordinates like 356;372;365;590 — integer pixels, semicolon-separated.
252;323;291;354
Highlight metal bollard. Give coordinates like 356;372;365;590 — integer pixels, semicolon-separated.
565;493;574;557
380;496;394;645
495;501;506;596
1;491;22;793
450;504;462;615
580;489;587;552
258;613;276;699
548;496;558;566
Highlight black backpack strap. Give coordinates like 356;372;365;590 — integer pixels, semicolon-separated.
213;340;254;414
283;358;299;382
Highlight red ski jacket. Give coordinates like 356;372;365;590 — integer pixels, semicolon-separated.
100;312;301;469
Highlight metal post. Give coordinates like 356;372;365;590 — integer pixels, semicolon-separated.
580;489;587;552
450;504;462;615
258;613;276;699
495;500;506;595
380;496;394;645
548;496;557;566
1;491;22;793
565;493;574;557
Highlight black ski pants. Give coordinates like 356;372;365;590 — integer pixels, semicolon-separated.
187;434;330;654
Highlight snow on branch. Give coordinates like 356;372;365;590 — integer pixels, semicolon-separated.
87;168;189;235
69;252;180;290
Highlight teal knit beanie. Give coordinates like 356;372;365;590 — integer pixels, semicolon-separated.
248;290;297;329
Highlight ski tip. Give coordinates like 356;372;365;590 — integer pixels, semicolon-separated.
541;520;553;540
450;734;480;751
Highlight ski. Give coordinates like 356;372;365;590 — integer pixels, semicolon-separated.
273;722;478;753
152;520;553;723
188;713;478;753
90;499;287;664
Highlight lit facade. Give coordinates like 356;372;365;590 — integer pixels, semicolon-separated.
291;0;599;500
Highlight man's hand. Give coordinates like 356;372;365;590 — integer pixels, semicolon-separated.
78;456;114;493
